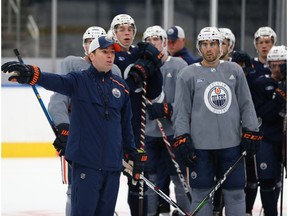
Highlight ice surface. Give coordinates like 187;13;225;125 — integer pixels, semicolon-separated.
1;158;287;216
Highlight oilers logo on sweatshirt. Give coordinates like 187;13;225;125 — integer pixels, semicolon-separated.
204;81;232;114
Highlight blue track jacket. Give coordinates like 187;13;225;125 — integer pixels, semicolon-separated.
37;65;137;171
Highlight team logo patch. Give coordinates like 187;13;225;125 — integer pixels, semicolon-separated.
80;173;86;179
260;162;267;170
204;81;232;114
190;171;197;179
112;88;121;98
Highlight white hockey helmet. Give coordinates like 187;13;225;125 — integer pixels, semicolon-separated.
254;26;277;48
196;27;223;55
143;25;167;41
83;26;106;55
267;45;287;63
219;27;235;51
110;14;137;38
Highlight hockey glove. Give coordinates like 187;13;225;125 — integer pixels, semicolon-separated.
146;102;173;120
240;129;263;158
128;58;156;85
53;123;69;156
172;133;196;167
131;149;147;181
137;42;164;68
232;50;254;76
1;62;41;85
1;61;19;72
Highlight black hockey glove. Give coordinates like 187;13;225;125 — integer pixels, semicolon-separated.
1;62;41;85
131;149;147;181
137;42;164;68
53;123;69;156
172;134;196;167
123;149;147;181
128;58;156;85
240;129;263;158
232;50;254;76
1;61;19;72
146;102;173;120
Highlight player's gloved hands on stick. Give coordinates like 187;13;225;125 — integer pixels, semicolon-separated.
146;102;173;120
1;62;41;85
53;123;69;156
128;58;156;85
172;133;196;167
131;149;147;181
240;129;263;158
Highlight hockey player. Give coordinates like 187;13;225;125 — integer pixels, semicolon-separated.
232;26;277;89
110;14;164;216
219;27;235;61
166;25;197;65
158;25;196;215
212;27;236;216
172;27;262;216
47;26;121;216
2;36;147;216
248;45;286;216
142;25;191;216
235;27;278;215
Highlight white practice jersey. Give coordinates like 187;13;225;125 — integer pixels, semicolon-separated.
145;56;188;137
173;60;259;150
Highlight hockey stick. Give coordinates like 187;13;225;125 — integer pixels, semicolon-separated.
13;49;69;184
138;81;147;216
147;99;192;203
122;160;191;216
280;112;287;216
191;151;246;216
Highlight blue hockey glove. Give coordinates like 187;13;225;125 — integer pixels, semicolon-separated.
1;62;41;85
146;102;173;120
128;58;156;85
137;42;164;68
53;123;69;156
172;134;196;167
232;50;254;76
240;129;263;158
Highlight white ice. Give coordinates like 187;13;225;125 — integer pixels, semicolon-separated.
1;157;287;216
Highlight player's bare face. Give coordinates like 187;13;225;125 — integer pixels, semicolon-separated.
256;37;274;58
115;24;135;47
90;46;115;72
220;39;229;60
200;40;221;66
269;60;286;81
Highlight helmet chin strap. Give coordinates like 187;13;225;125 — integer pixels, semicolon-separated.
113;34;133;51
